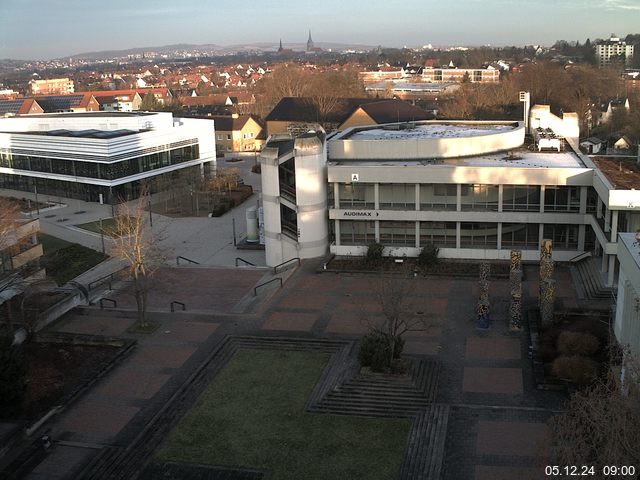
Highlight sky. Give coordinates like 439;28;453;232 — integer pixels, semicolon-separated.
0;0;639;60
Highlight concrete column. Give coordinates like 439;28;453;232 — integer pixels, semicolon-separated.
578;224;586;251
579;186;587;214
415;221;420;248
375;220;380;242
333;182;339;209
601;252;608;273
611;210;619;242
497;223;502;250
607;255;616;287
538;223;545;250
415;184;420;211
456;184;462;212
456;222;461;249
334;220;341;246
605;207;611;233
374;183;379;210
539;185;545;213
498;185;503;213
596;198;603;219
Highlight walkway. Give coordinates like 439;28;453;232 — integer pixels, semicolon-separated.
15;259;580;480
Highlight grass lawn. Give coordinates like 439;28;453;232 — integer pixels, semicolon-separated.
158;349;411;480
38;233;73;254
39;234;108;284
74;218;117;235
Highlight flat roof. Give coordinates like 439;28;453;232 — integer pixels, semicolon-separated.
590;156;640;190
344;122;517;141
6;128;142;139
329;148;586;169
16;112;155;118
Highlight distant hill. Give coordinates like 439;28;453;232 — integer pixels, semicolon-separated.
66;41;376;60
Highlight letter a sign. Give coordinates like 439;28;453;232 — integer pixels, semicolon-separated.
351;173;359;182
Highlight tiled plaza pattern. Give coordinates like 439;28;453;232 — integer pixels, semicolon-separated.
17;261;583;479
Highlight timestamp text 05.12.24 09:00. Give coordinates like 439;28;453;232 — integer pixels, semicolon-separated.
545;465;636;476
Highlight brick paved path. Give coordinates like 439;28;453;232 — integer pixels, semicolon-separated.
18;260;580;479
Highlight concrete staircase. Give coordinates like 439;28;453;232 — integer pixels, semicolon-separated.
571;257;614;300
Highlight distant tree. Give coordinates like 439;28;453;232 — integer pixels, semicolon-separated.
140;93;162;111
0;198;24;335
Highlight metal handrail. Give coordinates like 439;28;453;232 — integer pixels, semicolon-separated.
568;251;592;263
273;257;300;274
170;301;186;312
176;256;200;266
88;272;115;291
254;277;283;296
99;298;117;309
235;257;256;267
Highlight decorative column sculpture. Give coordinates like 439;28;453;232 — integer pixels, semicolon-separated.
509;250;523;330
540;278;556;328
476;262;491;329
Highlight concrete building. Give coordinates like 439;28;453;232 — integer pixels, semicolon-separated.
595;34;634;68
212;114;264;153
614;232;640;362
421;66;500;83
259;103;640;289
28;78;75;96
0;112;216;203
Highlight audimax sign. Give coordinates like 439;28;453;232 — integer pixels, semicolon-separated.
342;211;379;217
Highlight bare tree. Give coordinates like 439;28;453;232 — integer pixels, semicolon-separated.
109;187;167;327
365;270;435;369
549;348;640;471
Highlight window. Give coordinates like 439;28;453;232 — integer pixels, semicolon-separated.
379;183;415;210
460;222;498;248
501;223;538;249
502;185;540;211
544;186;580;212
543;224;578;250
420;221;456;247
379;221;415;246
339;220;375;245
420;184;456;210
339;183;374;209
280;204;298;240
217;134;222;140
461;184;498;211
226;134;231;140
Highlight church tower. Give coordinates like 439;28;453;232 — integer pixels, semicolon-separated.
278;38;283;53
306;30;314;51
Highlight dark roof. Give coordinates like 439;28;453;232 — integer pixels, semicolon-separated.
265;97;388;123
210;114;260;132
354;99;434;124
24;128;138;139
0;99;29;115
265;97;433;125
32;94;87;112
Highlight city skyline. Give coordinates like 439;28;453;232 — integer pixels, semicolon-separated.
1;0;640;60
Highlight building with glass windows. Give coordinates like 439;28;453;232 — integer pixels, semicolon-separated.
259;105;640;288
0;112;215;203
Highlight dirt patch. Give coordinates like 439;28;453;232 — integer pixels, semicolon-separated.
17;342;119;420
591;157;640;190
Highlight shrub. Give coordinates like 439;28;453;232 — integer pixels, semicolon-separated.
251;163;261;174
557;331;601;356
551;355;599;385
365;242;384;268
0;336;26;416
359;331;404;373
417;243;439;269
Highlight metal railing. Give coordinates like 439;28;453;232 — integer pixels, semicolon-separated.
99;298;117;309
254;277;283;296
235;257;256;267
88;272;116;291
273;257;300;274
176;256;200;266
568;251;592;263
170;301;186;312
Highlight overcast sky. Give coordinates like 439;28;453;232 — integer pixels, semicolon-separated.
1;0;639;60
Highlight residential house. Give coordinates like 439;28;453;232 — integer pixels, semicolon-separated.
0;99;44;117
32;94;99;113
212;114;264;153
579;137;605;154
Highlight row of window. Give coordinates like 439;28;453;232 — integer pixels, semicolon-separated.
338;220;580;250
337;183;583;212
0;145;199;180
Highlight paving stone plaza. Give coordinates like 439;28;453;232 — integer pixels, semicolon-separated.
10;255;585;480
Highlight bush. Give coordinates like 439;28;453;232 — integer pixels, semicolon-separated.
359;331;404;373
365;242;384;268
251;163;261;174
417;243;439;269
551;355;599;385
0;336;26;416
557;331;601;356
